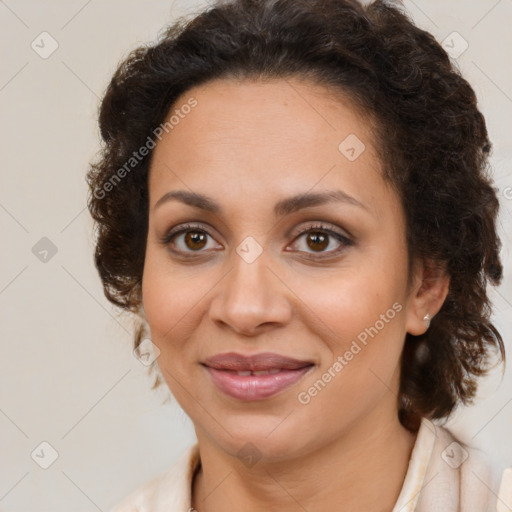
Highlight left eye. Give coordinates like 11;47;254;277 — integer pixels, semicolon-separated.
289;226;351;255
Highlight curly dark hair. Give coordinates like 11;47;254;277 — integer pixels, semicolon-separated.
87;0;504;431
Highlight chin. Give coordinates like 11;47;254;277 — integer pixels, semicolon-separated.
202;412;315;463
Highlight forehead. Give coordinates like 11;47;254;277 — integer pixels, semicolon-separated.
148;77;389;216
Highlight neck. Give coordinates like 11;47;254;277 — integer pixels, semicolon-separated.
192;408;417;512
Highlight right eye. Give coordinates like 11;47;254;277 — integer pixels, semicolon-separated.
161;223;222;254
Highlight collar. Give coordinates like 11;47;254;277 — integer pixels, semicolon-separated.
111;417;503;511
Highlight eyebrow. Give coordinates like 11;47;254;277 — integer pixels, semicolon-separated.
154;189;369;217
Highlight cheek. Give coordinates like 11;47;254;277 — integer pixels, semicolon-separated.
292;259;407;399
141;259;212;400
297;284;406;420
141;254;211;351
295;263;405;342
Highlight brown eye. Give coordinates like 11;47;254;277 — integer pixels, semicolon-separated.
184;231;207;250
162;224;220;254
306;232;329;252
288;223;353;257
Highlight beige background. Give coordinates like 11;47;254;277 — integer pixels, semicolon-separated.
1;0;511;510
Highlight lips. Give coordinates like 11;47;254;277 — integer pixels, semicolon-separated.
202;352;314;400
203;352;312;371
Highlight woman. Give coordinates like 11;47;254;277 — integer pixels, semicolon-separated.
87;0;510;510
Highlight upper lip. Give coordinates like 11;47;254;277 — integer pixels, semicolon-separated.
202;352;314;371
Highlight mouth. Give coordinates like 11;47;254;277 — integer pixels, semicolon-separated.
202;352;314;400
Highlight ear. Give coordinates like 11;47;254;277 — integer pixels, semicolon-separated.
405;258;450;336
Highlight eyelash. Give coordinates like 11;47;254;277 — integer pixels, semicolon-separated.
290;223;353;257
161;223;217;251
160;222;353;258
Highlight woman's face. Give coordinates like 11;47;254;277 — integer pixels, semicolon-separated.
142;77;424;461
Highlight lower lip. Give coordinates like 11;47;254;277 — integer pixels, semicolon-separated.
204;366;313;400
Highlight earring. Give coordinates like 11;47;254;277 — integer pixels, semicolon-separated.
423;313;431;329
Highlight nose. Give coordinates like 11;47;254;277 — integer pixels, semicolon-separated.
208;248;293;337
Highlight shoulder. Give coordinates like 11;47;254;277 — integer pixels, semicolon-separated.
108;443;200;512
417;419;509;512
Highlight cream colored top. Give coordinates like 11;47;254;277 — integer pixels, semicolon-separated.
109;418;510;512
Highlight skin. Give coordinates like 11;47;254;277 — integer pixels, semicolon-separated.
142;77;450;512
